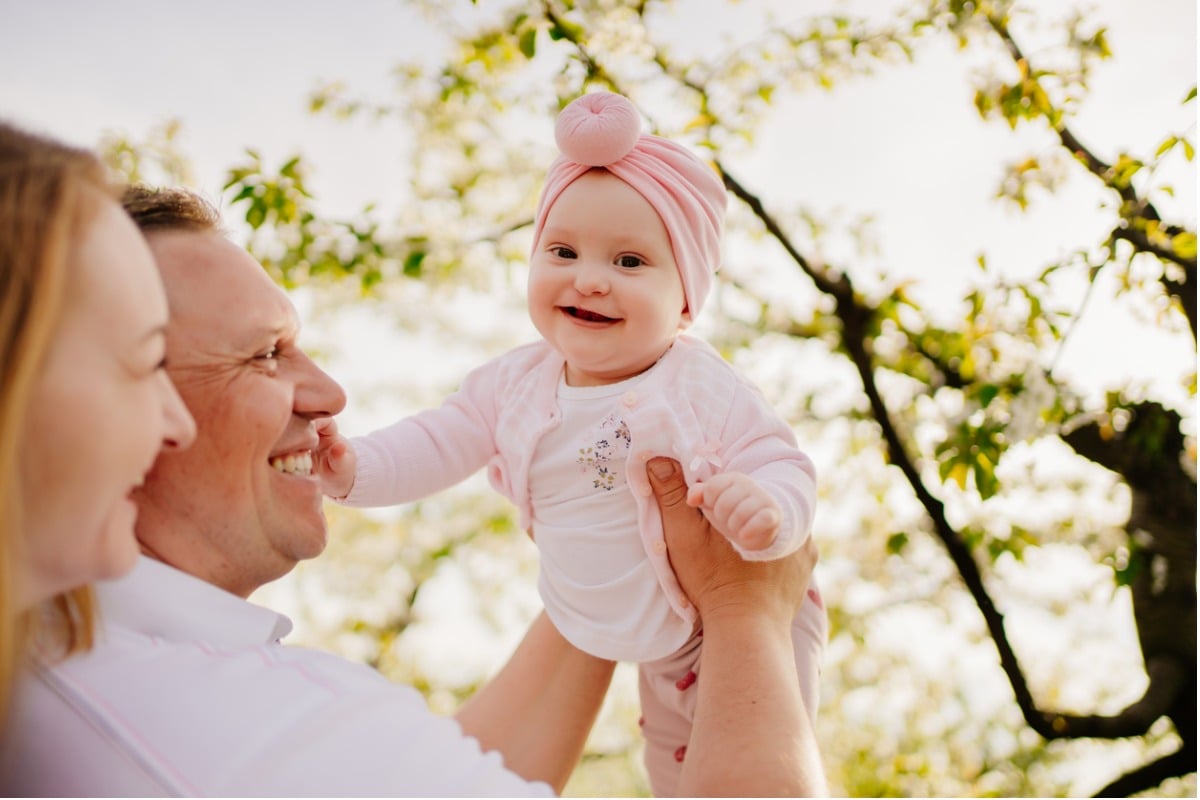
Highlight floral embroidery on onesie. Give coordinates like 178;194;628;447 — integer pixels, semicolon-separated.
576;411;631;492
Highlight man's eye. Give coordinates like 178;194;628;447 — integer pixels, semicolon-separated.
617;255;643;268
256;347;279;362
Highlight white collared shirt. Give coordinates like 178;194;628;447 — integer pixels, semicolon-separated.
0;557;551;797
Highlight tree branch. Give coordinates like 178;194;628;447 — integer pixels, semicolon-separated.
1062;402;1189;492
986;14;1197;341
718;163;1069;738
1110;226;1198;338
540;1;620;89
985;16;1141;213
722;162;1200;762
717;167;850;301
1041;655;1187;739
1094;746;1196;797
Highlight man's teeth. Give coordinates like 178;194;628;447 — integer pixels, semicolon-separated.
270;452;313;476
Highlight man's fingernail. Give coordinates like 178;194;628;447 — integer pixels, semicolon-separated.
649;459;673;480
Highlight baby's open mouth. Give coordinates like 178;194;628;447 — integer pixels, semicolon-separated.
565;307;617;323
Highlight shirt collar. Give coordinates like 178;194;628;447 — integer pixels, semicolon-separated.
95;556;293;646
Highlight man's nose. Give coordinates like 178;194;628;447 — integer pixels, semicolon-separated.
159;372;196;451
293;351;347;419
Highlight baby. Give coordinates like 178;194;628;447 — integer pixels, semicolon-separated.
320;91;826;796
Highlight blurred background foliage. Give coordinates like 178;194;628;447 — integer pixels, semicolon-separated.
102;0;1194;795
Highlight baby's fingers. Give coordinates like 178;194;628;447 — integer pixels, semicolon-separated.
315;433;356;498
315;415;340;441
735;507;781;551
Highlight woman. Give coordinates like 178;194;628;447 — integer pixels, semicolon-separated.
0;121;195;718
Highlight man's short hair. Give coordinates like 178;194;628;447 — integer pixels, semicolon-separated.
121;185;223;234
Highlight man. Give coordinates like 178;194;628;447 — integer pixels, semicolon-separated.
1;187;826;796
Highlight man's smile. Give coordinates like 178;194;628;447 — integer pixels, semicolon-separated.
269;450;314;476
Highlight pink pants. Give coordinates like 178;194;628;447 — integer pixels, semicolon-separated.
637;583;827;797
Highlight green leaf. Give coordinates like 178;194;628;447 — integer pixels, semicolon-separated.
547;18;583;42
973;457;998;500
977;384;1000;408
1111;545;1146;587
280;156;302;180
361;268;383;292
1110;154;1143;188
1171;231;1197;260
518;27;537;59
230;184;256;205
403;250;427;278
947;461;969;490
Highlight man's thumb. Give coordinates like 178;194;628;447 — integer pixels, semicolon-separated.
646;457;687;510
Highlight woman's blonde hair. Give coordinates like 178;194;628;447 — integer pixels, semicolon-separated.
0;121;114;718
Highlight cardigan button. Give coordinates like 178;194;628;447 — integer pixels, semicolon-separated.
621;391;638;408
652;540;666;554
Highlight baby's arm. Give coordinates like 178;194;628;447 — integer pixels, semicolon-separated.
705;380;817;562
318;353;508;508
686;473;781;552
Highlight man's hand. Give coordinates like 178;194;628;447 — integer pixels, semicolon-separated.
686;471;781;552
647;457;814;624
314;416;357;499
645;456;827;796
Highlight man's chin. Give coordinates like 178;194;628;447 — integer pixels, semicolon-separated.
287;519;329;563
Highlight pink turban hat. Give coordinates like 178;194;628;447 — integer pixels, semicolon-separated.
531;92;727;324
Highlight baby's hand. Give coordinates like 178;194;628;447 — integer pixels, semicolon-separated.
314;416;357;499
686;472;780;552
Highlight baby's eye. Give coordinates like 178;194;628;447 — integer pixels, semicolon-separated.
552;246;577;259
616;254;644;269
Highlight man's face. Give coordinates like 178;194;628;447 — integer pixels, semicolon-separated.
134;231;346;597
